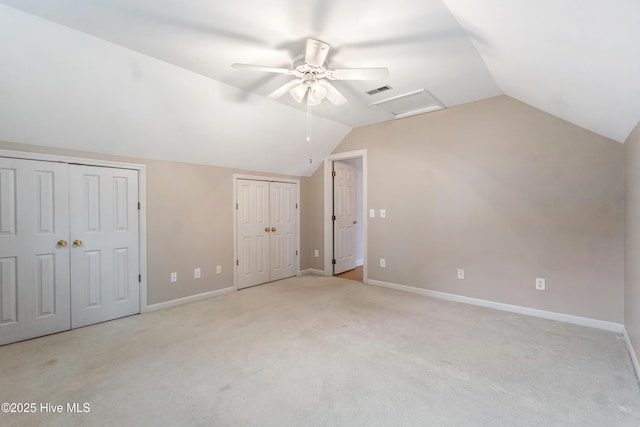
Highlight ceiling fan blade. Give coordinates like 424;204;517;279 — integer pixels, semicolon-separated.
320;80;347;106
231;63;292;74
328;67;389;81
305;39;330;67
266;79;302;100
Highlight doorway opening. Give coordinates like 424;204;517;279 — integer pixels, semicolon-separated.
324;150;367;283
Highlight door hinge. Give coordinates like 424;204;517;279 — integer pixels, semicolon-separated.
332;170;336;177
236;203;238;210
296;250;298;256
332;259;336;265
296;203;298;209
138;274;141;282
236;259;239;266
138;202;141;210
332;215;336;221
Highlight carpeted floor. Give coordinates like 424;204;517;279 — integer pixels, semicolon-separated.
1;275;639;426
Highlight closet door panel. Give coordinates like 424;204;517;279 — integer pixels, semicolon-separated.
70;165;139;328
237;180;270;289
0;158;70;345
269;182;296;282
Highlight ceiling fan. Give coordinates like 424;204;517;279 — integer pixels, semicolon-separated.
231;39;389;106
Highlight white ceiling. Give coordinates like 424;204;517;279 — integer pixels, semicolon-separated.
0;1;638;176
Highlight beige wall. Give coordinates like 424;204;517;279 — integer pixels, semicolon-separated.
0;140;297;305
625;121;640;352
309;96;624;322
300;169;325;271
2;94;627;323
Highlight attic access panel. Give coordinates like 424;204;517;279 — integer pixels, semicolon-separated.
370;89;444;119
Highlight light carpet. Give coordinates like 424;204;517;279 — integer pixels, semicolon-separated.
1;275;639;426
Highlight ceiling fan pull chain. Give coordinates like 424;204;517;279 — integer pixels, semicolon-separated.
307;99;313;164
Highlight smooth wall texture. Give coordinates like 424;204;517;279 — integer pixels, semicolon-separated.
625;121;640;353
300;169;325;271
0;140;296;305
320;96;624;322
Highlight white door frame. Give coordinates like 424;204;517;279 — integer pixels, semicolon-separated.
232;174;300;290
0;149;149;312
324;149;368;281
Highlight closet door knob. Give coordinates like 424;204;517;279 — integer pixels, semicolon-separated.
73;240;83;247
271;227;276;232
57;240;67;247
265;228;270;233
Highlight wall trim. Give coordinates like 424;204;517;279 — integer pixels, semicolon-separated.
624;328;640;383
366;279;625;333
147;287;235;312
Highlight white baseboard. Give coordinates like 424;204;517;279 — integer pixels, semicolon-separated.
356;259;363;266
366;279;624;333
298;268;327;276
624;328;640;383
147;287;235;312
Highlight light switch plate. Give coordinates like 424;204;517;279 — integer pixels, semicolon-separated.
369;209;375;218
194;268;201;279
380;209;386;218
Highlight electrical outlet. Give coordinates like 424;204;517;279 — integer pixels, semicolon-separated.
380;209;386;218
170;272;177;283
194;268;201;279
216;265;222;274
380;258;386;268
457;269;465;279
536;278;546;290
369;209;375;218
314;249;319;258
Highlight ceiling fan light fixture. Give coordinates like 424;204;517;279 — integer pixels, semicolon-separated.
310;81;327;100
307;90;322;106
290;84;307;103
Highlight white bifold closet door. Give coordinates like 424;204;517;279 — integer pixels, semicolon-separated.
0;158;140;345
237;180;297;290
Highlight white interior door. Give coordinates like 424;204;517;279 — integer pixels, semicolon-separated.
269;182;297;282
333;161;357;274
0;158;71;345
237;179;270;289
69;165;139;328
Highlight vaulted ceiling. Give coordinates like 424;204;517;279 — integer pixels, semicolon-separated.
0;1;638;176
